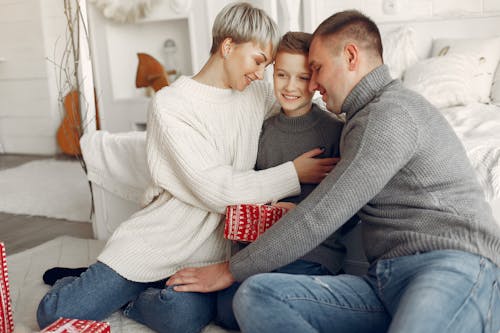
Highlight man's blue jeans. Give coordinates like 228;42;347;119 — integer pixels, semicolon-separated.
215;259;333;330
37;261;216;333
233;250;500;333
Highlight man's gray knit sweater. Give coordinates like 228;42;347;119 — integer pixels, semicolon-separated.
230;65;500;281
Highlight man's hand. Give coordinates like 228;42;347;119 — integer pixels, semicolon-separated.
293;148;339;184
166;262;235;292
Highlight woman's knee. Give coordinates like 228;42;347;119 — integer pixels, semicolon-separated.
125;287;216;333
37;276;79;329
37;291;63;329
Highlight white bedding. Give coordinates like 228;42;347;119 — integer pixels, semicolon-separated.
7;236;232;333
438;102;500;202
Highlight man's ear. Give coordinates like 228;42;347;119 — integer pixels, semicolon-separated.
221;37;233;58
344;43;359;70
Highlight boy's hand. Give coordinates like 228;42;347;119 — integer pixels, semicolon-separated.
293;148;339;184
166;262;235;293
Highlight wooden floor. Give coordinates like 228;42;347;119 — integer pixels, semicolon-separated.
0;154;94;255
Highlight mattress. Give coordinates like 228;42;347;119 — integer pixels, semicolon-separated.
7;236;233;333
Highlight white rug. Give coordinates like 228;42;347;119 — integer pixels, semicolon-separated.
0;159;91;222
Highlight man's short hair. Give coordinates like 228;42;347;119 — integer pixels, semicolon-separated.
277;31;312;56
313;10;383;58
210;2;280;57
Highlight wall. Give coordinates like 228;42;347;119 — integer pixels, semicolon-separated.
303;0;500;32
0;0;90;155
87;0;214;132
0;0;65;154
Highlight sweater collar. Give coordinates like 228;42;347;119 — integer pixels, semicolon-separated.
172;75;236;102
342;65;393;121
275;104;323;132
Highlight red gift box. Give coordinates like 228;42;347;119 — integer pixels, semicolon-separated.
224;204;288;242
41;318;110;333
0;242;14;333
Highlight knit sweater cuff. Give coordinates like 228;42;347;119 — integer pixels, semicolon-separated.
229;251;254;281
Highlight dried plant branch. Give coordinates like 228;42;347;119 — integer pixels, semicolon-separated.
46;0;98;219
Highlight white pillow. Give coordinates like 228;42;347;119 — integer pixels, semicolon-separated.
382;26;419;79
431;37;500;103
403;54;481;109
491;64;500;105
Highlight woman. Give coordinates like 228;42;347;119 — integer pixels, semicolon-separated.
37;3;335;333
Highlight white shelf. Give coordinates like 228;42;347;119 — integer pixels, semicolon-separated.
105;17;192;100
87;0;212;132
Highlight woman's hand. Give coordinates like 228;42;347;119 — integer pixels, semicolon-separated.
293;148;339;184
166;262;235;292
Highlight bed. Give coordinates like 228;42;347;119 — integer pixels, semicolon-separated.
6;15;500;333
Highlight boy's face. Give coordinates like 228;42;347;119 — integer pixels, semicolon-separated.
273;52;314;117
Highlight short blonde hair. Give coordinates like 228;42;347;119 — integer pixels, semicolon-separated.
210;2;280;57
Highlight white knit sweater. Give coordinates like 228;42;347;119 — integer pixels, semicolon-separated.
98;76;300;282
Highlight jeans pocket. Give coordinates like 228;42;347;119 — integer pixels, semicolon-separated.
486;280;500;333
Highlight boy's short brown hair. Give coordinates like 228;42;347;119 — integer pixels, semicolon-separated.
277;31;312;56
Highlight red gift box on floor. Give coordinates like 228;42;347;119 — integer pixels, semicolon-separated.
0;242;14;333
41;318;110;333
224;204;288;242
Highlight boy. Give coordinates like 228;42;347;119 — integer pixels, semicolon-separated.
214;31;356;330
255;31;351;276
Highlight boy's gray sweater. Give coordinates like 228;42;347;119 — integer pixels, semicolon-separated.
230;65;500;281
255;105;347;274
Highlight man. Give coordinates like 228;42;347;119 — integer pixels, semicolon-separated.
169;10;500;333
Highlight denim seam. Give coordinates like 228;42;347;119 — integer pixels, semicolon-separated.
486;279;498;333
445;257;486;331
281;296;387;313
376;260;392;301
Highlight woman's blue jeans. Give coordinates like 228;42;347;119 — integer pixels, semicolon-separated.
37;259;331;333
233;250;500;333
124;259;332;332
36;261;216;333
